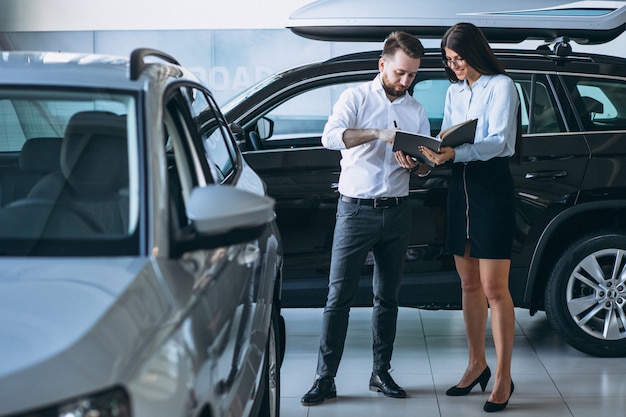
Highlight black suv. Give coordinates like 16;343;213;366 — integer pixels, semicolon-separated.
223;27;626;357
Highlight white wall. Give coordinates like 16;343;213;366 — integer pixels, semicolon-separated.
0;0;313;31
1;0;625;104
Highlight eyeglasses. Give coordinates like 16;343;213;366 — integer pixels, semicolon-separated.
442;57;465;68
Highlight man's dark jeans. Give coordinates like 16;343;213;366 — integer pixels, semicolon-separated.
316;198;410;377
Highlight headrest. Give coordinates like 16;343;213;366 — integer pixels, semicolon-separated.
61;111;128;196
583;96;604;114
19;137;63;173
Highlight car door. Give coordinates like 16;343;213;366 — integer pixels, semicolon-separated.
507;73;589;266
157;86;268;417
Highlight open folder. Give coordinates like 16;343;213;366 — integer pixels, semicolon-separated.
392;118;477;166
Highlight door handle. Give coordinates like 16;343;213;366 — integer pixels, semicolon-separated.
524;170;568;180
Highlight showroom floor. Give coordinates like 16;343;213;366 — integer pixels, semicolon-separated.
280;307;626;417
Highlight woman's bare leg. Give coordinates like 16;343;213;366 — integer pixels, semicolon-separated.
480;258;515;404
453;244;489;387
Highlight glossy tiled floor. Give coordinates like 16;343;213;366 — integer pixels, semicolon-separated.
280;307;626;417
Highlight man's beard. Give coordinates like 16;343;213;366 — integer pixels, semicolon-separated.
380;74;407;98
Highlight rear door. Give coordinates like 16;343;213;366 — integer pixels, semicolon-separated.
506;71;590;301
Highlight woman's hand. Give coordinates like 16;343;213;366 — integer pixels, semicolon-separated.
419;146;455;166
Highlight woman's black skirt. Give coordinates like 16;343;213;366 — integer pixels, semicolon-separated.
446;157;515;259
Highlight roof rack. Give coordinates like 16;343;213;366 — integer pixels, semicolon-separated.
537;36;573;57
130;48;180;81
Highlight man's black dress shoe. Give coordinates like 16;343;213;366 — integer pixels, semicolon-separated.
301;376;337;405
369;371;407;398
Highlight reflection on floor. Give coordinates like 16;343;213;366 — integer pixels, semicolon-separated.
280;307;626;417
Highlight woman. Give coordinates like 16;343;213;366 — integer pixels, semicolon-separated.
420;23;518;413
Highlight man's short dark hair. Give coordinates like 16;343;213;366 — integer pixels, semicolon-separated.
382;31;424;60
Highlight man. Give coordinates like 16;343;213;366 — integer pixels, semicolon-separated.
301;31;430;406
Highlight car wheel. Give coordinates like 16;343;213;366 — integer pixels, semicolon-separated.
258;305;282;417
545;230;626;357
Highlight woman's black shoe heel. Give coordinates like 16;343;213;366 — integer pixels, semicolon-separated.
445;367;491;396
483;381;514;413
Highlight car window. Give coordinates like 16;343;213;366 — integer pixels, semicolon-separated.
0;90;139;255
251;79;453;148
563;76;626;131
412;73;569;136
165;87;238;233
250;82;359;149
512;73;564;134
187;89;237;183
412;77;449;134
0;94;129;152
164;92;207;231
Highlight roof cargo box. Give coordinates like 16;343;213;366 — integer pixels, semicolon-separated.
287;0;626;44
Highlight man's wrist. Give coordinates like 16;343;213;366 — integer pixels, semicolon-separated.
417;168;432;177
408;162;433;177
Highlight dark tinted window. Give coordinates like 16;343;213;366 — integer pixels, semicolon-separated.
562;75;626;131
187;90;237;183
513;73;564;134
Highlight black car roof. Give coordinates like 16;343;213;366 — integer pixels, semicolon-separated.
325;48;626;70
287;0;626;45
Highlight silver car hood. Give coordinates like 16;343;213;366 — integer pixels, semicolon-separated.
0;257;169;414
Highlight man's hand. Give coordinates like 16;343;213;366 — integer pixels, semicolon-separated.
342;128;396;148
378;129;397;144
394;151;418;170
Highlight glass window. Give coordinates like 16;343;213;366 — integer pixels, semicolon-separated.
163;109;193;231
256;82;358;148
0;99;25;151
412;77;450;134
0;89;138;255
187;89;236;183
0;92;129;152
562;75;626;131
512;73;564;134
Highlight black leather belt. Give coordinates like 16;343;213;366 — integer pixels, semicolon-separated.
340;195;408;208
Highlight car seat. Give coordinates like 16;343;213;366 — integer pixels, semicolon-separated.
0;111;129;238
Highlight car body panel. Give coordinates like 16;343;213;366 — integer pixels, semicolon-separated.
0;258;165;414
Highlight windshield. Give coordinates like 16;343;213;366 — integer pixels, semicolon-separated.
221;73;282;111
0;89;139;256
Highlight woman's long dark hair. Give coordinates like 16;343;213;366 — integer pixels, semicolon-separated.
441;23;506;83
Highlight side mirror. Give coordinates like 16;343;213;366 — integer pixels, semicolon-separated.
176;185;275;252
256;117;274;140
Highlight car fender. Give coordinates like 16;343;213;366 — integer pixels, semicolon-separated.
524;198;626;311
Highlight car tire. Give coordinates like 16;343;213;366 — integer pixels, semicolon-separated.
545;230;626;357
258;305;282;417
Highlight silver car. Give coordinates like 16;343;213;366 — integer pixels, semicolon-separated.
0;49;283;417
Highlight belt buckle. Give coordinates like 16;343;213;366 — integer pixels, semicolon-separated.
373;197;392;209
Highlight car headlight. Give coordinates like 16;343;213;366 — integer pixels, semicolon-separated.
16;386;131;417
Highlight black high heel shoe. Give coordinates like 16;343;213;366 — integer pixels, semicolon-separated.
483;381;514;413
445;367;491;396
